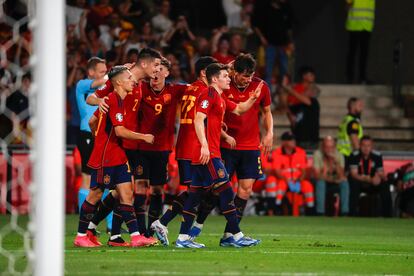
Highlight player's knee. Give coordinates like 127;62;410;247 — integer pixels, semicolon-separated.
86;188;103;204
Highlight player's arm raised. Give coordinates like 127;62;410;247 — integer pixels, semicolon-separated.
194;112;210;165
231;81;264;115
114;126;154;144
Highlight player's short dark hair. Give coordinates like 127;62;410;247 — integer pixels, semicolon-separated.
137;47;162;61
161;57;172;71
127;48;139;57
206;63;228;84
108;65;128;80
87;57;106;70
347;97;360;110
234;53;256;75
360;135;372;143
195;56;218;77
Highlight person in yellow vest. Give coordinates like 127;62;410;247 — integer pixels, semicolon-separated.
345;0;375;83
337;97;364;166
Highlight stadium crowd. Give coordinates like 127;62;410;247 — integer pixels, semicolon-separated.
0;0;413;233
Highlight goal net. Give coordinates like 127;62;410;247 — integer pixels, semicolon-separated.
0;0;65;275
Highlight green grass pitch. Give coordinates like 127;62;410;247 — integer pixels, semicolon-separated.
1;215;414;275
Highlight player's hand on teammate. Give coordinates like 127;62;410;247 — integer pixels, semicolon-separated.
224;135;236;149
143;134;155;144
99;97;109;113
199;144;210;165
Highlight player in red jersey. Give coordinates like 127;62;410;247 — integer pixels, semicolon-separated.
74;66;156;248
83;48;162;245
86;48;162;112
134;57;188;237
190;53;273;240
150;57;217;245
174;63;261;248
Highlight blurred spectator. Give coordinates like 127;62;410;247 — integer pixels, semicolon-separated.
151;0;173;38
117;0;146;28
88;0;113;27
273;131;315;214
345;0;375;84
253;0;293;85
80;11;107;58
139;20;159;48
348;135;391;217
337;97;364;162
313;136;349;216
395;162;414;217
167;63;186;84
125;48;139;63
229;32;244;57
222;0;254;35
66;0;87;38
211;28;235;64
124;29;144;56
283;66;320;149
164;15;196;49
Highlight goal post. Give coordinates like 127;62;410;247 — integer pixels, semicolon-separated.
33;0;66;275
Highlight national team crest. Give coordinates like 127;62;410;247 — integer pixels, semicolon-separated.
217;168;225;178
163;94;171;104
137;165;144;176
115;113;123;122
201;100;209;109
103;174;111;185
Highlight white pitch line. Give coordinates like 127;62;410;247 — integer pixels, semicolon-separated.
61;249;414;257
66;271;349;276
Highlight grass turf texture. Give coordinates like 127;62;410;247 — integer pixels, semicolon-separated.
0;215;413;275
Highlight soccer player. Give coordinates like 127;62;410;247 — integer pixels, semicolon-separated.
175;63;261;248
134;57;187;237
75;57;107;211
83;48;162;245
189;53;273;241
150;56;217;245
74;66;155;248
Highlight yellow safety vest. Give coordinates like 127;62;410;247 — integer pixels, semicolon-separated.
346;0;375;32
337;114;363;157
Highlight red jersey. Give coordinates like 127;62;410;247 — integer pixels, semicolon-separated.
287;83;306;106
192;87;237;164
95;79;142;150
212;52;235;64
176;79;208;160
88;92;128;169
221;77;271;150
137;81;187;151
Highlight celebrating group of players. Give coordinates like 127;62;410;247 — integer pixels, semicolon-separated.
73;47;274;248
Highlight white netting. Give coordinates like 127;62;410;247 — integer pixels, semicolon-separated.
0;0;34;274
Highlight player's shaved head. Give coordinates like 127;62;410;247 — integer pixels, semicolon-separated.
206;63;228;84
234;53;256;75
108;65;128;81
195;56;218;77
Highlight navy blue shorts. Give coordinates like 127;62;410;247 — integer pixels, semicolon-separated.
135;150;170;186
90;164;131;190
221;148;263;180
191;158;229;188
178;159;192;186
125;149;140;178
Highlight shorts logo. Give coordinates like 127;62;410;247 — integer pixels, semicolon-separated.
217;168;225;178
103;174;111;185
137;165;143;176
115;113;123;122
201;100;209;109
